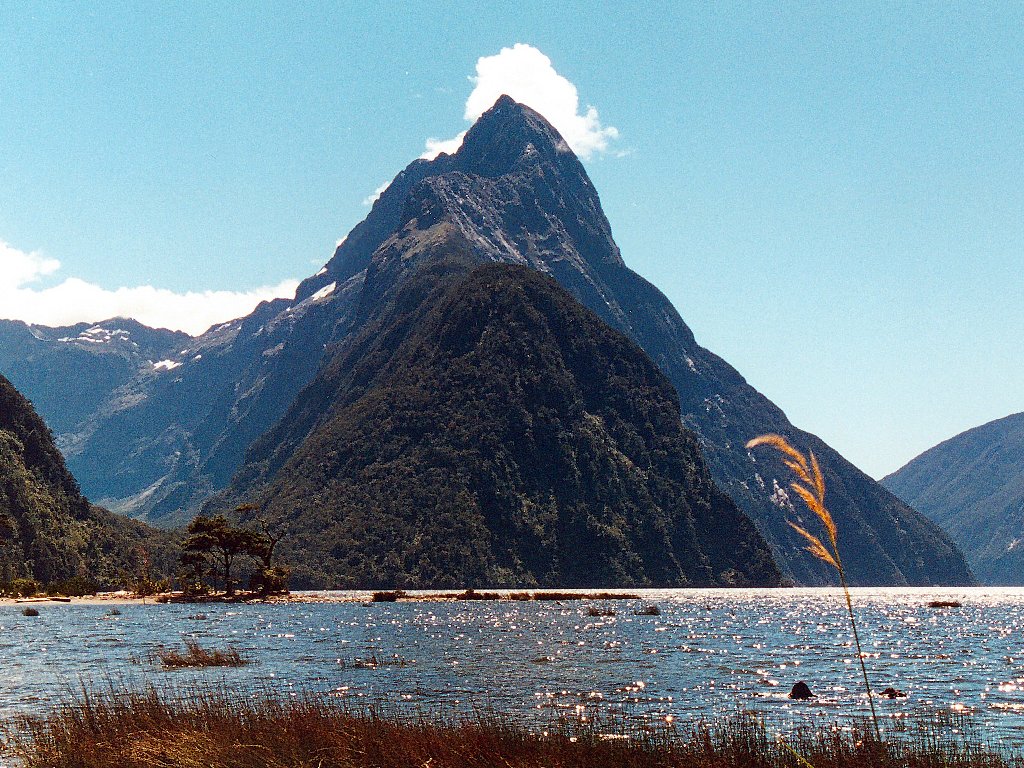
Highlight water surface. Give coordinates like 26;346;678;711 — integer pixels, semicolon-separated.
5;587;1023;746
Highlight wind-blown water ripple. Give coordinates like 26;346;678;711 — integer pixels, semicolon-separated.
5;587;1024;747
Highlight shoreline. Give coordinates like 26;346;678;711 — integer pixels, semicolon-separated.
0;593;655;610
0;585;1015;608
9;686;1019;768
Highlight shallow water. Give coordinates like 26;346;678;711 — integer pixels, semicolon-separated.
5;587;1024;746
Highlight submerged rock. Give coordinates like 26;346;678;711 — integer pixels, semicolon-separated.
927;600;962;608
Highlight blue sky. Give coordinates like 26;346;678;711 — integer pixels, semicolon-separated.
0;2;1021;478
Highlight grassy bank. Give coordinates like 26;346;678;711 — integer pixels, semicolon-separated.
7;688;1019;768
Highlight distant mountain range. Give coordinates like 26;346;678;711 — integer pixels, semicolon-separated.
0;373;157;588
0;318;188;438
884;412;1024;585
0;96;974;587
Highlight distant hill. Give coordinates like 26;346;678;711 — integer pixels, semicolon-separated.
0;374;161;588
883;412;1024;584
219;259;781;589
0;96;974;586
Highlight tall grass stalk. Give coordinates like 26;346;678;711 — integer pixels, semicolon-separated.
7;686;1014;768
747;434;881;742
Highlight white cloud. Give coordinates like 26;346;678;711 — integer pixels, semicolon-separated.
422;43;619;161
1;241;60;285
419;131;467;161
362;180;392;206
0;240;298;336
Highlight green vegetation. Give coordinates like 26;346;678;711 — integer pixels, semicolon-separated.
222;260;780;589
8;688;1018;768
0;374;172;591
882;411;1024;585
9;577;40;597
179;509;290;597
182;515;258;596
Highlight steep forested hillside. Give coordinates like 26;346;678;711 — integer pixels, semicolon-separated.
884;412;1024;584
251;96;974;586
221;259;781;589
0;375;161;588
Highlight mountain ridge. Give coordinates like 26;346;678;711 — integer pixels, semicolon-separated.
219;256;781;589
0;96;974;586
883;412;1024;584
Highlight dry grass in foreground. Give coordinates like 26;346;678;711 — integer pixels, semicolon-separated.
157;640;248;668
7;688;1019;768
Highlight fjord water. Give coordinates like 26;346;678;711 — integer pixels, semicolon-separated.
6;588;1024;746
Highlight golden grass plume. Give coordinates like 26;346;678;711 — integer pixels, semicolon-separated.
747;433;881;742
747;434;838;570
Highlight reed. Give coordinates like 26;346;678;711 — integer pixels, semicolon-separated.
157;639;248;668
6;687;1016;768
746;434;880;741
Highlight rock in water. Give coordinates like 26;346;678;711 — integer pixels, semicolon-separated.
880;687;907;699
788;681;815;700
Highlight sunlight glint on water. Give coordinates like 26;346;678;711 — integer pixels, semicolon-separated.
5;587;1024;745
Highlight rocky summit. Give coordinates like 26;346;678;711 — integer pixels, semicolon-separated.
0;96;974;586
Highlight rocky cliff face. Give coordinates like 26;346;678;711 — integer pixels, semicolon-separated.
0;96;974;585
884;412;1024;585
285;96;972;586
1;282;365;527
0;318;188;436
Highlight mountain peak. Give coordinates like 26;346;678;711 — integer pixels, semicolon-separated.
453;95;576;178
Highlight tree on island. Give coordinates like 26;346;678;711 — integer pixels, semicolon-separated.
240;504;291;596
181;515;259;596
180;508;290;596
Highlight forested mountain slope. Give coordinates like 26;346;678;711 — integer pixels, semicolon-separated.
0;374;160;587
884;412;1024;584
219;259;781;589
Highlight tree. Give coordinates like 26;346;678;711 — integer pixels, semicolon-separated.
178;548;210;596
181;515;259;596
132;545;155;597
238;504;290;596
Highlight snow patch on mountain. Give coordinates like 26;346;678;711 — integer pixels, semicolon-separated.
311;282;337;301
57;325;136;345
